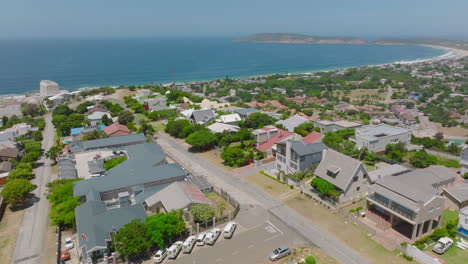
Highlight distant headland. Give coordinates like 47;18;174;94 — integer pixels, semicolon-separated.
237;33;468;51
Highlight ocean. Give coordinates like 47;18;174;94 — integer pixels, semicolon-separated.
0;38;447;95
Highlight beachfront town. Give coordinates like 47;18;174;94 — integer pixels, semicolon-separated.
0;55;468;264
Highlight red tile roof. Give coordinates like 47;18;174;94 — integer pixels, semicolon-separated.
302;132;324;144
256;129;292;152
104;123;131;136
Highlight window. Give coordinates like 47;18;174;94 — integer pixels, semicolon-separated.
363;174;367;179
291;150;298;162
353;176;358;182
356;186;360;191
300;156;305;162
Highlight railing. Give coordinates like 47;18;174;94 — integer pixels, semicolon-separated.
367;194;415;221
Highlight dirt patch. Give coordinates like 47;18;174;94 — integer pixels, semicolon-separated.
433;122;468;137
107;88;135;101
279;246;338;264
0;206;25;264
334;89;388;104
40;222;59;264
244;172;295;199
196;148;234;171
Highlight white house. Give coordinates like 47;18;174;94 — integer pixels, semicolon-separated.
207;123;240;134
87;111;112;125
458;207;468;238
219;114;241;125
40;80;60;97
355;124;411;153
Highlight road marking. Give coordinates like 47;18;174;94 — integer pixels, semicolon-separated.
265;226;276;233
264;234;281;242
266;220;283;235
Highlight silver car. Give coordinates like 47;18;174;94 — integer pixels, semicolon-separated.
269;246;291;261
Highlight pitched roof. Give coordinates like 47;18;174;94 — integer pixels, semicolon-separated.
275;114;309;132
70;133;146;153
256;128;293;152
207;123;240;133
289;141;327;156
76;201;147;253
87;111;111;120
314;149;363;191
103;124;130;136
58;158;78;180
234;108;259;116
144;182;211;211
367;164;411;183
302;132;324;144
192;109;215;123
444;183;468;203
0;161;12;172
219;114;241;123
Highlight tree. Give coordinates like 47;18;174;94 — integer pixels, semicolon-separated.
75;101;95;114
240;113;276;129
385;143;406;162
185;130;216;150
47;179;82;227
165;119;191;138
21;151;41;163
190;204;215;222
118;111;134;125
24;142;42;153
46;146;62;164
101;114;112;126
113;219;152;259
221;146;247;167
8;168;33;181
145;211;186;248
434;132;444;141
0;179;35;206
294;122;315;136
409;150;437;168
447;143;461;155
22;103;45;117
138;120;155;136
2;116;8;127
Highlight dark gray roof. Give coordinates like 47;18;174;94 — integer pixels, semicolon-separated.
76;201;147;253
58;158;77;180
461;145;468;164
368;164;411;183
70;133;147;153
290;141;327;156
73;142;186;199
275;115;309;132
192;109;215;124
314;149;363;191
234;108;259;116
444;183;468;203
371;165;457;211
88;159;105;175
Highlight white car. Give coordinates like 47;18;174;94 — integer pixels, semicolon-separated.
433;237;453;254
153;248;167;263
65;237;74;250
167;241;183;259
196;232;206;246
205;228;221;245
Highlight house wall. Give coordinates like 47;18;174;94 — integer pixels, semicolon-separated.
356;130;411;153
298;152;323;172
341;165;369;203
275;142;323;174
459;210;468;230
108;131;130;138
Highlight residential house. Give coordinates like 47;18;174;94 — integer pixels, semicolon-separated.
87;104;109;113
69;133;147;153
0;141;19;161
219;114;241;125
0;123;33;142
87;111;112;126
234;108;259;119
443;183;468;210
197;99;229;110
275;114;309;132
0;172;8;186
458;207;468;238
0;104;23;118
314;149;370;204
355;124;411;153
301;132;324;144
276;140;327;174
367;166;457;240
253;126;300;155
461;145;468;175
71;125;106;141
181;109;216;125
0;161;12;173
58;155;78;180
367;164;411;183
103;124;131;137
144;97;170;112
313;120;362;133
143;182;211;214
207;123;240;134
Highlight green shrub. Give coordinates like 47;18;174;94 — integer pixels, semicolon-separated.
104;156;127;170
403;254;413;261
260;170;286;184
190;204;215;222
305;256;316;264
310;177;340;198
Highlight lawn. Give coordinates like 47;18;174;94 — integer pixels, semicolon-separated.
431;243;468;264
245;172;292;198
205;192;235;217
441;209;459;226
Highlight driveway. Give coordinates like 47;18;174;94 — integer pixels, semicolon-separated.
156;133;371;264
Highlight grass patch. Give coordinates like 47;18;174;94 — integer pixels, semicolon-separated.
442;209;459;226
104;156;127;170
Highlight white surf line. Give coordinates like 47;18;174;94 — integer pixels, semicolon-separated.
266;220;284;235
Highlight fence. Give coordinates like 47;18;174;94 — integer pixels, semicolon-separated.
56;225;62;264
187;186;240;234
337;208;377;236
403;244;441;264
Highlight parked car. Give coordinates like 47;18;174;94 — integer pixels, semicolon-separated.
433;237;453;254
269;246;291;261
60;250;71;261
196;232;206;246
182;236;196;253
65;237;74;249
223;222;236;239
153;248;167;263
205;228;221;245
167;241;183;259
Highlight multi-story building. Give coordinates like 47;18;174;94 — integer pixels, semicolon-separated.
276;140;327;174
313;119;362;133
367;166;456;240
355;124;411;153
40;80;60;97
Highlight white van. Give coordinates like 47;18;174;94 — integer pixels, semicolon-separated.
182;236;196;253
167;241;183;259
196;232;206;246
205;228;221;245
223;222;236;239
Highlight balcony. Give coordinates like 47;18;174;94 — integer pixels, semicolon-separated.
367;193;416;223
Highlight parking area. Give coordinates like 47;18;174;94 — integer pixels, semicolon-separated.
60;230;80;264
147;205;309;264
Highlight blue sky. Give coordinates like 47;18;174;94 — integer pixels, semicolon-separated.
0;0;467;39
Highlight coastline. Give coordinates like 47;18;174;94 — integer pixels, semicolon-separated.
0;44;465;100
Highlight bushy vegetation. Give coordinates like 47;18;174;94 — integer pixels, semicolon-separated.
0;179;35;206
52;105;86;136
310;177;340;198
147;109;177;121
79;86;115;97
190;203;215;222
409;150;461;168
47;179;82;227
239;112;277;129
104;156;128;170
185;130;217;151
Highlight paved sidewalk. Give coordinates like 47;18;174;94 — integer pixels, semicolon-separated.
156;133;371;264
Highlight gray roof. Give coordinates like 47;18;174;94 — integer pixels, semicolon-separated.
289;141;327;156
73;142;186;199
234;108;259;116
314;149;363;191
370;165;457;211
70;133;146;153
144;182;211;211
76;201;147;253
356;124;409;141
192;109;215;124
0;161;12;172
58;158;77;180
461;145;468;164
275;115;309;132
88;159;105;175
368;164;411;183
444;183;468;203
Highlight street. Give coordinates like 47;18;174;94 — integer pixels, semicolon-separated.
11;114;55;264
156;133;371;264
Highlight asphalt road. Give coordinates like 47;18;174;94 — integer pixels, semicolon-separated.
156;133;371;264
12;114;55;264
